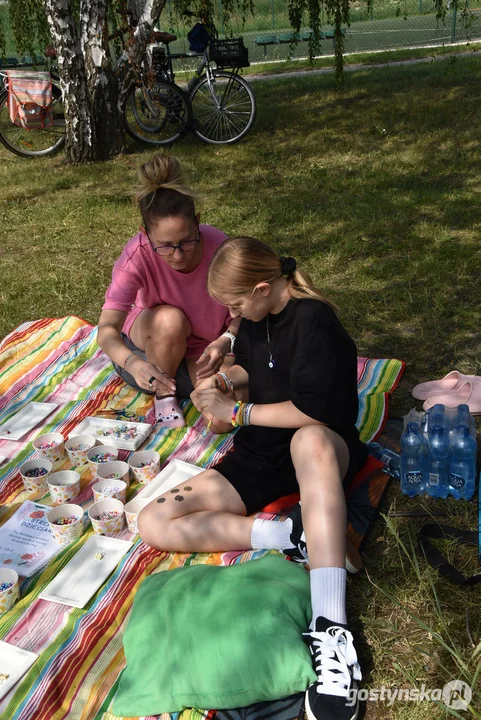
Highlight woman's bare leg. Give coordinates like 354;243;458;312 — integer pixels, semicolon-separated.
138;468;254;552
130;305;191;385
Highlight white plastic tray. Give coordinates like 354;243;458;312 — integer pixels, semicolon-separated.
0;641;39;701
0;402;58;441
68;417;152;451
39;535;133;608
137;459;204;501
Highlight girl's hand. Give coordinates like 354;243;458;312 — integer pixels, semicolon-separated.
195;336;231;380
190;375;218;411
129;356;176;396
195;388;236;424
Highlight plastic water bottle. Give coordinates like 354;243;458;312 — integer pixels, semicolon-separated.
426;422;450;498
448;426;476;500
400;422;428;497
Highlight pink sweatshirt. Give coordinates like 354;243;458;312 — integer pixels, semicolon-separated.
102;224;231;358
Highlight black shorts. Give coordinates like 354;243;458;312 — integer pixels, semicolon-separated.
213;434;367;516
112;333;194;399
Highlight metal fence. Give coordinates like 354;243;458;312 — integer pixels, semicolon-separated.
1;0;480;65
161;0;481;63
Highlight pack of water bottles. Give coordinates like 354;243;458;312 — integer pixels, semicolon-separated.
400;404;477;500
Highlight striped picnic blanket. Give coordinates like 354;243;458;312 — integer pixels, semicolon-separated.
0;316;404;720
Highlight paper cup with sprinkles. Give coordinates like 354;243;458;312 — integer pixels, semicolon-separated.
128;450;160;485
33;432;65;463
92;479;127;504
19;458;53;493
88;498;125;536
86;445;119;477
65;434;97;466
124;497;151;535
47;503;84;545
0;568;20;614
95;460;130;489
47;470;81;505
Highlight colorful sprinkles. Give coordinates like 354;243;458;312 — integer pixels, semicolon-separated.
90;452;116;463
94;511;122;521
23;467;48;477
52;515;80;526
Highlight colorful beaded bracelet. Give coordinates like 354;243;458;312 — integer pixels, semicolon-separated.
231;401;243;427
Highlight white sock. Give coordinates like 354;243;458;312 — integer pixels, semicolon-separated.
251;518;294;551
309;567;347;628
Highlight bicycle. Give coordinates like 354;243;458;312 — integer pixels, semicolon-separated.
0;35;190;158
138;11;256;146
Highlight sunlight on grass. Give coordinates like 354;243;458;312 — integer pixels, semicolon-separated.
1;55;481;720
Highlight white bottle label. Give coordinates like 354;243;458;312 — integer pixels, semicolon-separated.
449;473;465;490
429;473;440;486
406;471;423;486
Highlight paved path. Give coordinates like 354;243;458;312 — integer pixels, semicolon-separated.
247;49;480;81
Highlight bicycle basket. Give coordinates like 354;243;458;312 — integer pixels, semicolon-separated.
208;37;249;68
5;70;53;130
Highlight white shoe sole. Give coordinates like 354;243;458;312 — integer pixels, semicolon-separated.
304;689;360;720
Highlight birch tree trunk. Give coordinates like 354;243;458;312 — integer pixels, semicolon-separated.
43;0;166;164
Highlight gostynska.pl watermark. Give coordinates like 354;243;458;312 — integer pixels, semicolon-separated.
346;679;472;710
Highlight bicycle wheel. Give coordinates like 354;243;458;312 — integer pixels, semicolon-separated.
124;80;192;146
0;85;65;158
189;71;256;145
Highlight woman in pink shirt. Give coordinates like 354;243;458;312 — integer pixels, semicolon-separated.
98;154;238;429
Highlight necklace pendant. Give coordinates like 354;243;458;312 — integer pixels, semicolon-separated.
268;359;276;370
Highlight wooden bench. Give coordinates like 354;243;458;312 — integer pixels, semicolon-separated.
254;29;343;59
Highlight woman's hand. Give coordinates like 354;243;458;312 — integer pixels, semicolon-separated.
129;356;176;396
195;336;231;380
195;387;236;424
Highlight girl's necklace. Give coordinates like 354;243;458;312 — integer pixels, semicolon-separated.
266;316;276;370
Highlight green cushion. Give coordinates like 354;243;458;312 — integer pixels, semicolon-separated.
113;554;316;715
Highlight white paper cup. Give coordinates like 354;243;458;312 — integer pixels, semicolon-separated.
33;432;65;463
47;470;81;505
0;568;20;613
92;479;127;504
124;497;151;534
86;445;119;476
88;498;125;536
95;460;130;489
128;450;160;485
65;434;97;466
19;458;53;493
47;503;84;545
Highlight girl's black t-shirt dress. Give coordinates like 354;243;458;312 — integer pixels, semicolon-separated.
213;299;368;514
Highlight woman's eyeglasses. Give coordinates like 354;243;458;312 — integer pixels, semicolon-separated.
148;223;201;256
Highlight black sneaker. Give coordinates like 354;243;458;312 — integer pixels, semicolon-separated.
282;504;362;574
303;617;361;720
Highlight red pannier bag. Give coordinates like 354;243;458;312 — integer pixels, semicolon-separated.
5;69;53;130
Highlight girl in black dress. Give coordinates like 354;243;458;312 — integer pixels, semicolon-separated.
139;237;367;720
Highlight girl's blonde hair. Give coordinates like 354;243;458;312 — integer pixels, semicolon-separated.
208;237;336;310
133;154;199;230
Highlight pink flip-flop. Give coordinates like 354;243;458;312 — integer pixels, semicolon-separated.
423;380;481;414
412;371;479;401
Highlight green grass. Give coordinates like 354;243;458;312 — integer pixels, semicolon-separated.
1;56;481;718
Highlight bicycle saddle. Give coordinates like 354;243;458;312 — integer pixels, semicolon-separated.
152;31;177;44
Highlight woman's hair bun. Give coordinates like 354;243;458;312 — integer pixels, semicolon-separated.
135;154;195;204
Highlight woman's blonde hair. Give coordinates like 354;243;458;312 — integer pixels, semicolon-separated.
133;154;199;230
208;237;336;310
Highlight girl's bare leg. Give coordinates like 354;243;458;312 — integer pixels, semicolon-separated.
138;468;254;552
